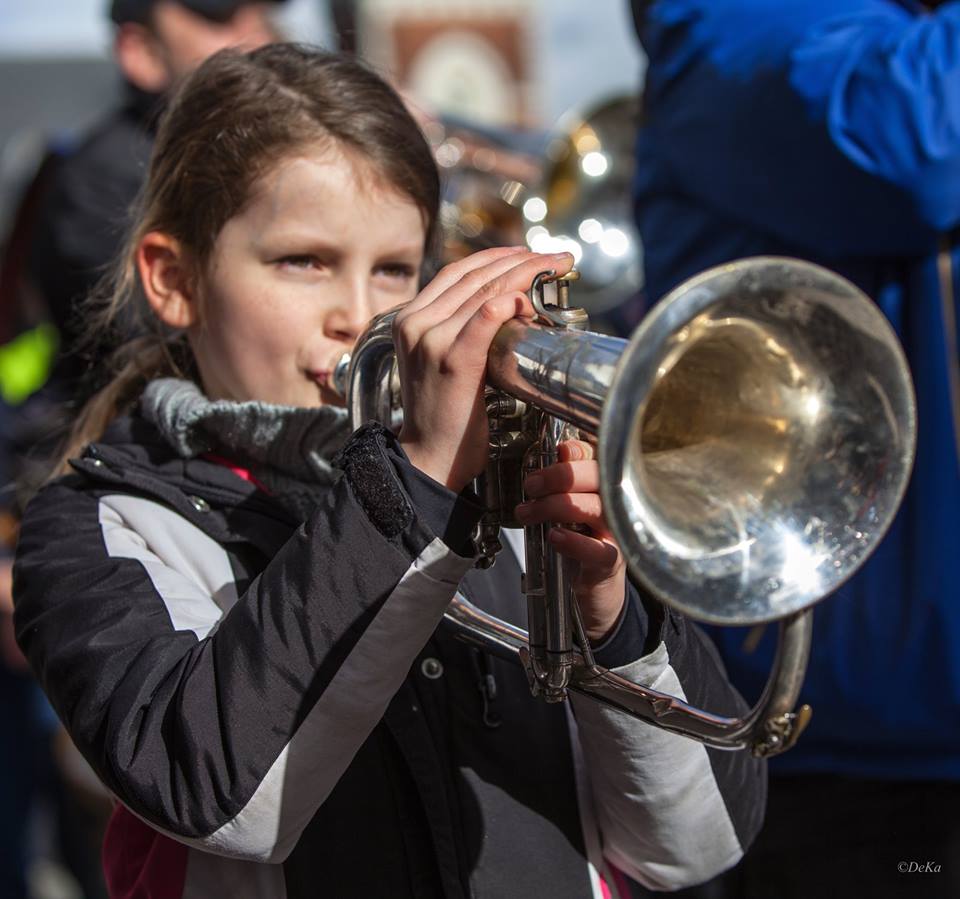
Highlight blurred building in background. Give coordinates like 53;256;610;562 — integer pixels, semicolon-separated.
360;0;533;127
356;0;643;127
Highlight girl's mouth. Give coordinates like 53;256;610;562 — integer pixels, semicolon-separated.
309;370;347;407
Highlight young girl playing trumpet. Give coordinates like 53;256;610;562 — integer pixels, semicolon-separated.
13;44;763;898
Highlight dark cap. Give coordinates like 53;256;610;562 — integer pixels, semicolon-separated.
110;0;286;25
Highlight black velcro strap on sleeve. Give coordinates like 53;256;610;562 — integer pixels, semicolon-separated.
333;422;414;539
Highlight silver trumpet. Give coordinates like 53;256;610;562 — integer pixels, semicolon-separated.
333;257;916;757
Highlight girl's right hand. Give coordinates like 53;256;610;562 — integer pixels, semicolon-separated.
394;247;575;493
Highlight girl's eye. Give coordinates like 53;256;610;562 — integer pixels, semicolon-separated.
277;255;323;270
377;263;416;280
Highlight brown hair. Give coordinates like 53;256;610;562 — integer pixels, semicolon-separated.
57;43;439;470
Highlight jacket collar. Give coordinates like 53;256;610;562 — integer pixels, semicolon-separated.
71;414;304;547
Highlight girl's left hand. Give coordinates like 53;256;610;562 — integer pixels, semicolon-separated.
514;438;627;644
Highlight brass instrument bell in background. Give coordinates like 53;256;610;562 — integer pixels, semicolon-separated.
432;95;643;324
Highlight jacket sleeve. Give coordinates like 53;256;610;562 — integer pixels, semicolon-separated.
639;0;960;255
569;597;766;891
13;424;481;864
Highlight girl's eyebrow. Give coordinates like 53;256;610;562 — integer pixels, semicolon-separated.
376;243;426;259
256;226;338;244
250;230;340;255
251;232;423;262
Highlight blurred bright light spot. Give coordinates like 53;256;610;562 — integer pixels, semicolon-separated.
529;232;556;254
581;151;608;177
574;132;601;154
435;142;462;168
528;230;582;263
439;201;459;227
473;148;496;172
523;197;548;222
600;228;629;257
578;218;603;243
459;213;483;239
526;225;549;245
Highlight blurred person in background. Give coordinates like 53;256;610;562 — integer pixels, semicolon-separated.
26;0;286;402
1;3;285;897
630;1;960;897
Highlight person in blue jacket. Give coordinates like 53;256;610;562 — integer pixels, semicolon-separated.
631;1;960;897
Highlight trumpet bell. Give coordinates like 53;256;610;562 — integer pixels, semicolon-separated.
601;257;917;625
340;256;917;753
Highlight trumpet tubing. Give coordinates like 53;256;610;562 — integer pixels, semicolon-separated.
339;257;916;756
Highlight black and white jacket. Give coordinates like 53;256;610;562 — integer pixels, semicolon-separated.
14;412;765;898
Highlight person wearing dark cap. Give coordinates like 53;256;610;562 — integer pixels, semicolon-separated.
23;1;285;405
109;1;283;93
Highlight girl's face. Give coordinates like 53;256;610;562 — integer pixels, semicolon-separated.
190;144;426;408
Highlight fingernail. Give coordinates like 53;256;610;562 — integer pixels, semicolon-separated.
515;501;532;520
524;474;544;496
553;252;574;261
548;527;566;544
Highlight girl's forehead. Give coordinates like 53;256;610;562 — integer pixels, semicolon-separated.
250;146;350;208
251;141;398;199
247;141;416;227
219;143;425;248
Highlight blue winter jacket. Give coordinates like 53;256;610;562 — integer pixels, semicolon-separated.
633;0;960;778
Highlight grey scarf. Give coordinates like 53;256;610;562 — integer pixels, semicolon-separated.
141;378;351;518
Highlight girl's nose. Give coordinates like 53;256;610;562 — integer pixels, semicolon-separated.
324;287;373;344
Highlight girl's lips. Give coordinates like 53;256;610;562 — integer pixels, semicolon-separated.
310;349;351;398
309;369;348;408
311;349;351;394
310;370;343;405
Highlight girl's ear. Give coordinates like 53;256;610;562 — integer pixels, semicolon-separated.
138;232;199;330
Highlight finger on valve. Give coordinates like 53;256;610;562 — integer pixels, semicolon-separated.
408;249;573;326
